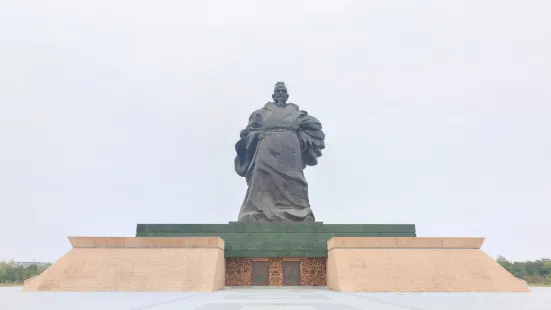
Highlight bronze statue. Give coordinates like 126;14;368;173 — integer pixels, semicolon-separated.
235;82;325;222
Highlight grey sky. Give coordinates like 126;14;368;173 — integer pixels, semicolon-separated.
0;0;549;262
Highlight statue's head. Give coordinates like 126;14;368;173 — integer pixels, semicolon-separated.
272;82;289;106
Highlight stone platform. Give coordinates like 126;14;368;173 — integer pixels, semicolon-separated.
22;237;225;292
22;223;530;292
327;237;530;292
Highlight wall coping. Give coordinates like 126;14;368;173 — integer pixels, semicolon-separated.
327;237;484;250
68;236;224;250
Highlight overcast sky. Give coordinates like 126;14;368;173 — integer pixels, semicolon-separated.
0;0;549;262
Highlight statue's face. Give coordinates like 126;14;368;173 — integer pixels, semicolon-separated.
272;86;289;105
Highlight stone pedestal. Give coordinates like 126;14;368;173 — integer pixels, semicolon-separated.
137;223;416;287
23;224;530;292
22;237;225;292
136;223;416;258
326;237;530;292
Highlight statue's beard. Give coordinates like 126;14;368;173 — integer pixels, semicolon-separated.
274;97;287;106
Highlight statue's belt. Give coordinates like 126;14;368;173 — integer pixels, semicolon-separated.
251;127;298;133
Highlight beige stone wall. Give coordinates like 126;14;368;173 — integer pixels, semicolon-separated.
327;237;530;292
23;237;225;292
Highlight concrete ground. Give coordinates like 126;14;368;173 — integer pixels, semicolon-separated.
2;286;550;310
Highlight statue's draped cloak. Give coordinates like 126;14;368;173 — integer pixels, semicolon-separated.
235;102;325;222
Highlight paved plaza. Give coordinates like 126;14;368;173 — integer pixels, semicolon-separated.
2;286;551;310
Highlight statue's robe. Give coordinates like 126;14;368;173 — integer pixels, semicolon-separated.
234;102;325;222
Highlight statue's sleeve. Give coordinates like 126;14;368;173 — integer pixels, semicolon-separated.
234;110;263;177
298;111;325;167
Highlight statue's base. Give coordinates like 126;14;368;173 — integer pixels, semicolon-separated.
23;223;530;292
136;223;416;258
228;221;324;224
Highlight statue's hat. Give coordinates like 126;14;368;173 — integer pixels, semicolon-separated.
274;81;287;90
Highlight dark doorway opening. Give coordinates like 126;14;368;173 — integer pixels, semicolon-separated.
282;261;300;286
251;261;269;286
